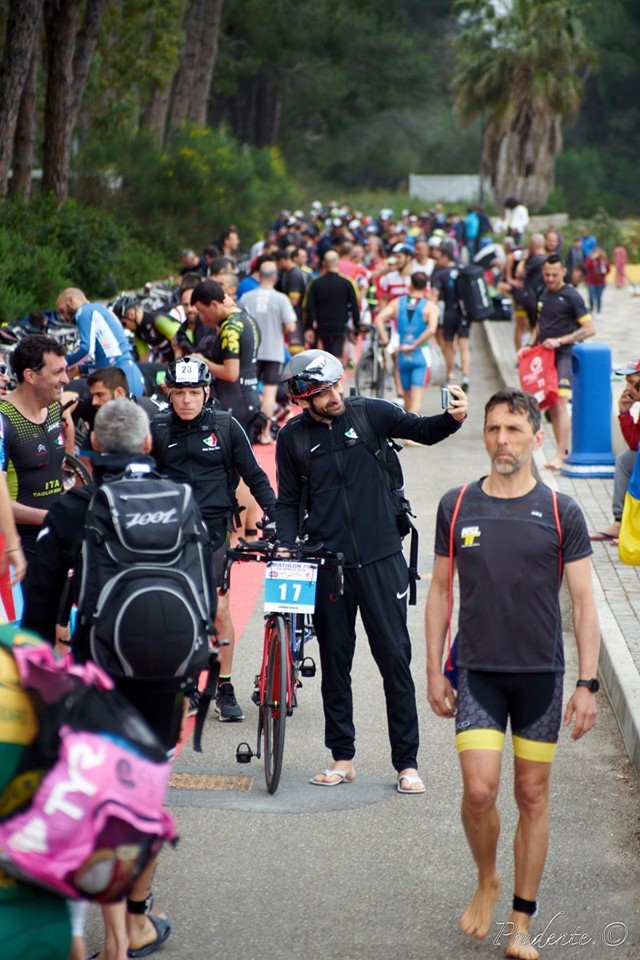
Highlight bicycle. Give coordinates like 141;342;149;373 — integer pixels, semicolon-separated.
221;539;343;794
355;322;393;399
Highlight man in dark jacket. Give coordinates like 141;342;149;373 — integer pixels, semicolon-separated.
276;350;468;791
303;250;360;359
151;356;276;721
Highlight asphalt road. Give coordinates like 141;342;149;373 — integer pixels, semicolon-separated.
87;324;640;959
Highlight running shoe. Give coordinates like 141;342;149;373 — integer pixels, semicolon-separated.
214;682;245;722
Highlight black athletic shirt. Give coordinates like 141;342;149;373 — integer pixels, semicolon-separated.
536;284;591;342
0;400;65;528
201;307;261;427
434;480;591;673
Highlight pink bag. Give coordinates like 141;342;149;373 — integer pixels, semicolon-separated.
0;629;177;901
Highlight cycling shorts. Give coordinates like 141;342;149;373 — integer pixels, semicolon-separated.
257;360;282;386
556;349;572;398
397;351;431;391
442;310;470;342
455;668;564;763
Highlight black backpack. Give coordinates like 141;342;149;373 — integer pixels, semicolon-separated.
152;405;242;530
75;465;215;688
291;397;420;604
455;264;493;321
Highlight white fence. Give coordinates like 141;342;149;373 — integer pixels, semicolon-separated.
409;173;492;205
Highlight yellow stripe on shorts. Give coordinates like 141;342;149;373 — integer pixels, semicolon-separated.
512;735;556;763
456;729;505;753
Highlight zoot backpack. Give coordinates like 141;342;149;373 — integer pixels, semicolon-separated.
75;463;214;688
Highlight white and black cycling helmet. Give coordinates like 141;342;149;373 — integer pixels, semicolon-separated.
165;356;211;389
281;349;344;402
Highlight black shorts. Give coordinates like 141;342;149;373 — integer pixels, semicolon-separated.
455;668;564;763
317;330;346;358
442;310;470;342
257;359;282;386
555;348;572;397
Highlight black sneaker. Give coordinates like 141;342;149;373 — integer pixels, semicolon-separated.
187;690;200;718
214;682;244;722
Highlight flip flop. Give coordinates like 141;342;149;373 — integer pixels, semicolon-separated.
127;915;171;958
397;774;426;794
310;768;355;787
589;531;619;541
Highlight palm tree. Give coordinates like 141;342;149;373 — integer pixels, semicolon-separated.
452;0;596;211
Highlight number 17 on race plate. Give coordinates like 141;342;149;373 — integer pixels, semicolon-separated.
264;561;318;613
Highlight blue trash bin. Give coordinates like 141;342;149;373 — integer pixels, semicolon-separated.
562;342;615;478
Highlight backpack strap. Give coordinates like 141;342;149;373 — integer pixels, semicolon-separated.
288;416;312;540
551;487;563;583
212;409;243;531
445;484;468;674
346;397;420;605
150;410;172;471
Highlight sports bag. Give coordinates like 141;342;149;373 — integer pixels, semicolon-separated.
518;344;559;410
76;464;214;685
0;625;176;901
455;264;493;322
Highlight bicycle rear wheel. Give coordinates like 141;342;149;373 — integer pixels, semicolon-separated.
355;350;375;396
374;354;387;398
263;615;288;794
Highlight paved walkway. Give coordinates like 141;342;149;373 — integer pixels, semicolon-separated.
484;282;640;777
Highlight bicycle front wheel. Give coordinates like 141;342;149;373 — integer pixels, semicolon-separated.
62;453;92;491
263;615;288;794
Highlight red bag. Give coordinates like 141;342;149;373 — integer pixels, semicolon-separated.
518;344;559;410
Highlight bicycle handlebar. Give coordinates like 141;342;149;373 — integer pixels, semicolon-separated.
220;539;344;601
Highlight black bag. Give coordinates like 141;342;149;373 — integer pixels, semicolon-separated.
489;295;513;322
455;264;493;321
76;465;214;686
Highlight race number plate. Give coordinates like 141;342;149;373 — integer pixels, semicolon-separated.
264;561;318;613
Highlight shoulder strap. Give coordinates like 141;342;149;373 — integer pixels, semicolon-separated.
150;410;173;471
289;417;312;539
445;484;468;672
212;409;243;531
345;397;388;460
551;487;563;583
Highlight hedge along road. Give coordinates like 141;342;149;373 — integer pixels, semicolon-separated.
85;324;640;960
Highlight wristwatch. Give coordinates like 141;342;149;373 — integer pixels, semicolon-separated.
576;678;600;693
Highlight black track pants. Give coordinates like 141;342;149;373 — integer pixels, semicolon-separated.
312;551;419;771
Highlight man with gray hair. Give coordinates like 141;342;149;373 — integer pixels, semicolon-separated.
239;261;297;443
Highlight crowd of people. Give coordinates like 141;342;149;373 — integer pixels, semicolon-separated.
0;198;615;960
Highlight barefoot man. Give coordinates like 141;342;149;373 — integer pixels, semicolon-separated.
426;389;600;959
517;254;595;471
